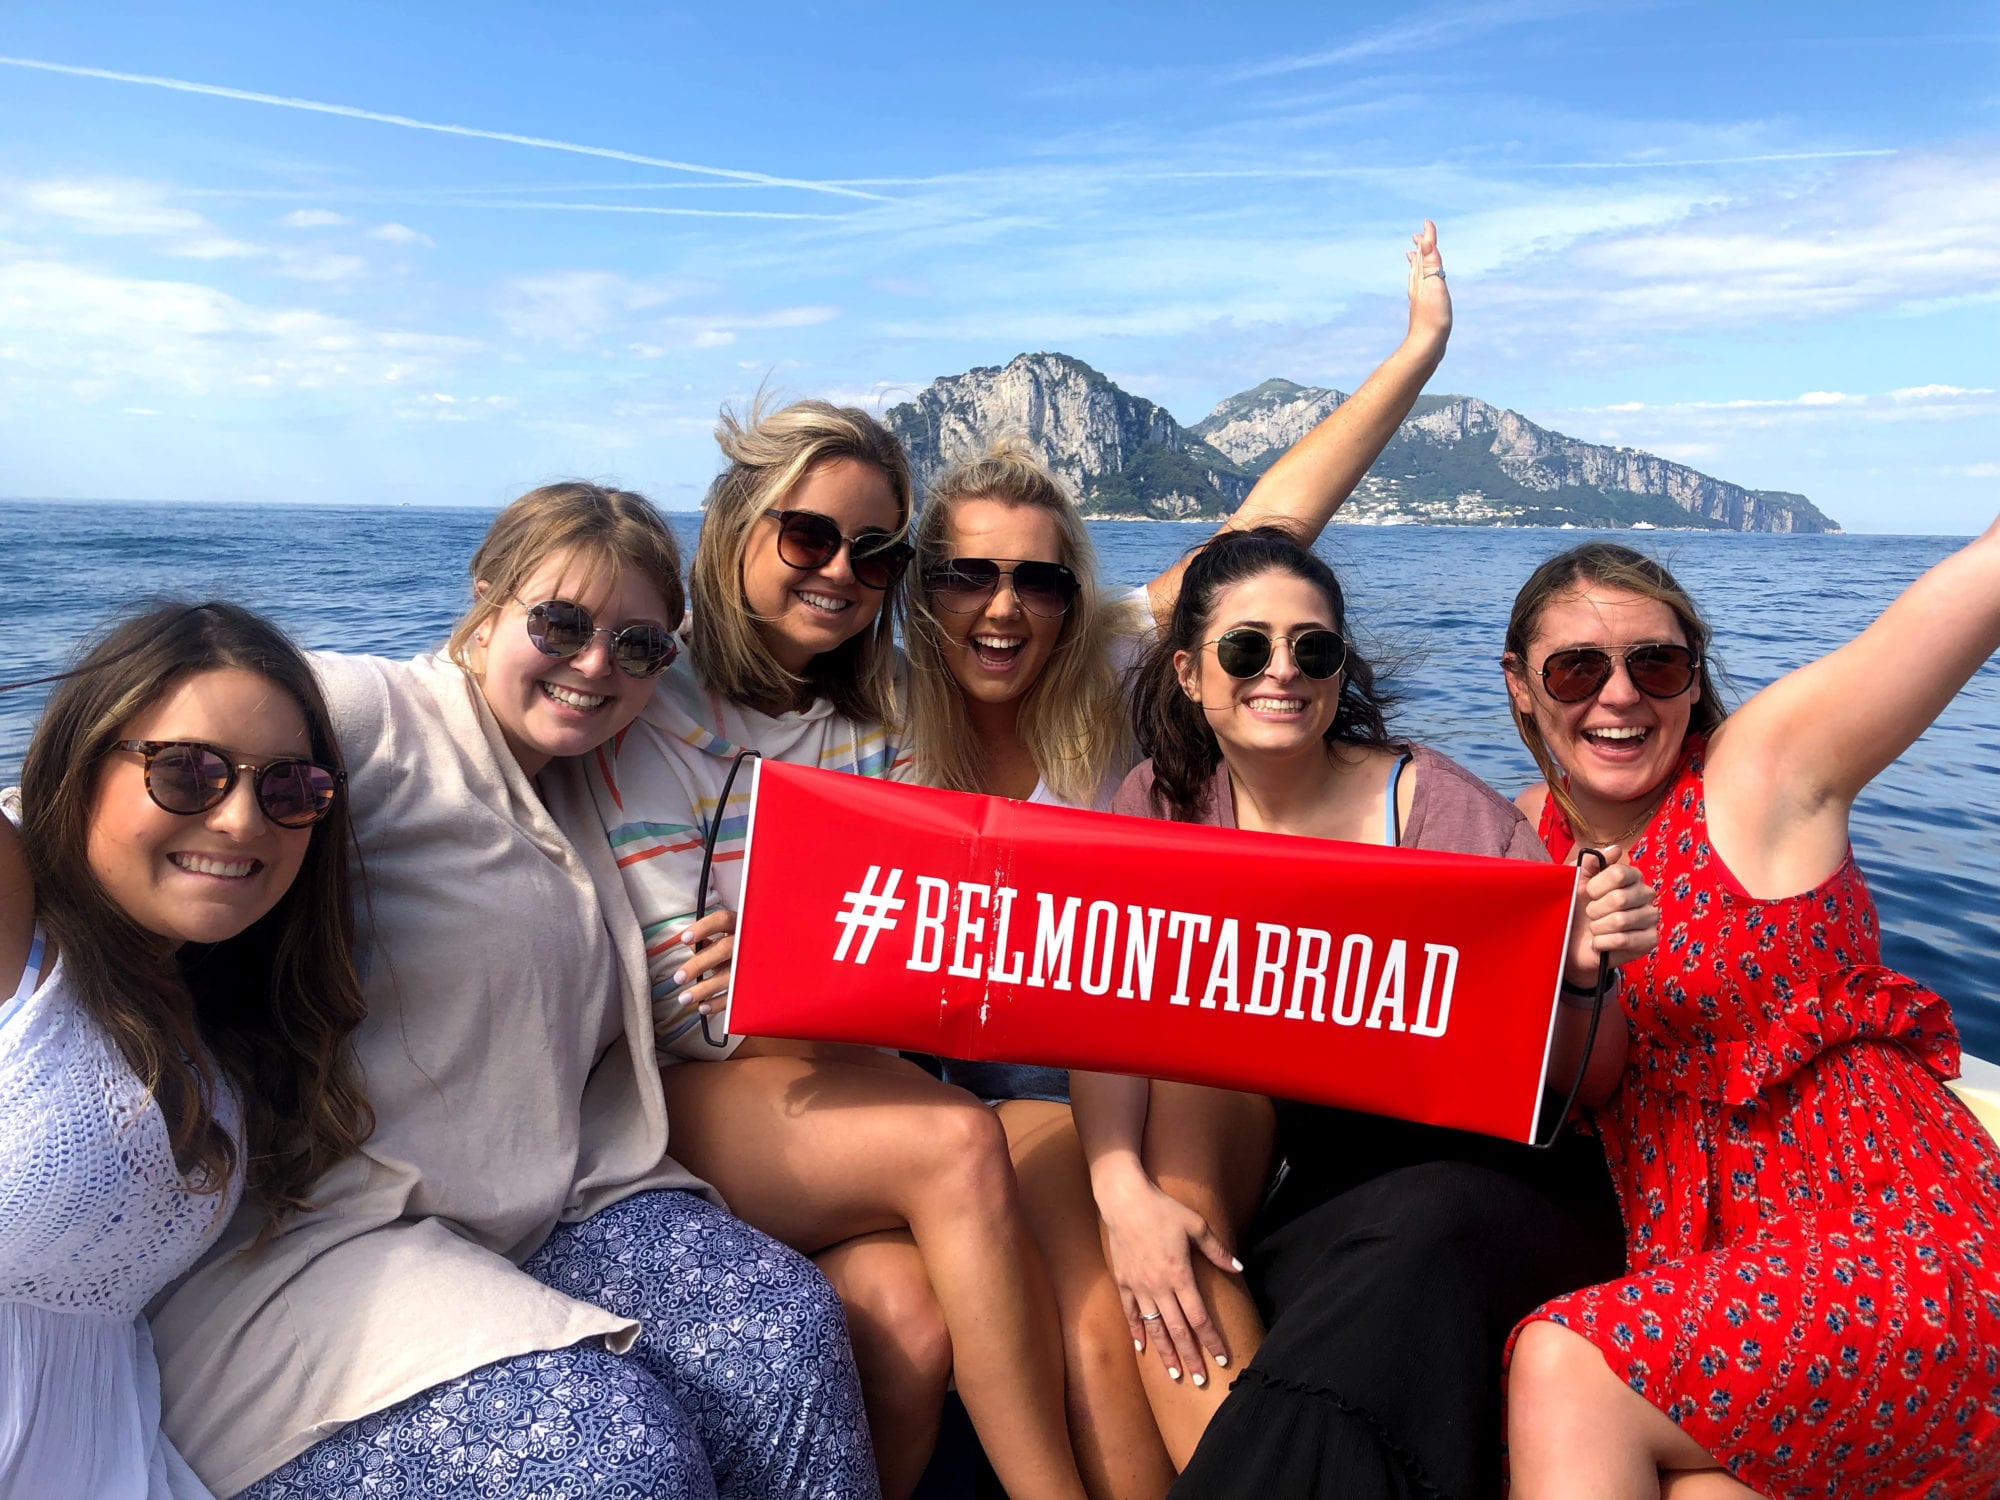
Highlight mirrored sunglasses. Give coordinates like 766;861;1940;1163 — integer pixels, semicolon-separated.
112;739;342;828
523;599;678;679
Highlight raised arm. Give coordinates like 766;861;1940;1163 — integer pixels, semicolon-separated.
1707;516;2000;890
1147;221;1453;621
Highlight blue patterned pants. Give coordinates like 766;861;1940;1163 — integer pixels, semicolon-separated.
242;1190;880;1499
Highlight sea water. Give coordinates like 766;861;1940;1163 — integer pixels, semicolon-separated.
4;501;1994;1057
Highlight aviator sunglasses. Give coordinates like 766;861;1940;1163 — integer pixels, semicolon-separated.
770;509;914;592
1536;643;1698;703
924;558;1080;619
1206;627;1349;680
521;598;679;679
112;740;343;828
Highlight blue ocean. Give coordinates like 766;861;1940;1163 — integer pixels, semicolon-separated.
4;500;1994;1059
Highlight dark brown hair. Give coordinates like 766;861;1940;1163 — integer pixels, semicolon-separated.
1131;526;1401;821
20;601;373;1241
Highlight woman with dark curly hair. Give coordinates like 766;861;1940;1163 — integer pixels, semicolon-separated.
1109;528;1653;1500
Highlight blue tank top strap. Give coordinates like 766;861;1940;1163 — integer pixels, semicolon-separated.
3;924;48;1027
1383;752;1412;848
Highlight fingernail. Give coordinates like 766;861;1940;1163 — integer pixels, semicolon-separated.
697;1003;712;1016
676;929;693;943
671;969;687;985
1215;1354;1229;1367
1168;1366;1181;1382
1133;1339;1144;1353
1193;1372;1207;1388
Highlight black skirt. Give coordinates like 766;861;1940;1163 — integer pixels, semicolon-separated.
1170;1103;1625;1500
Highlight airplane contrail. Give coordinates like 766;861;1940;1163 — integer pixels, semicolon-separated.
0;55;891;202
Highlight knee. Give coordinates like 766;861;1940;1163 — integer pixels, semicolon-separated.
1508;1318;1599;1413
831;1252;953;1391
1069;1278;1142;1394
916;1096;1018;1211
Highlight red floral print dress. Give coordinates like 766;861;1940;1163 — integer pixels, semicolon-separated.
1527;738;2000;1498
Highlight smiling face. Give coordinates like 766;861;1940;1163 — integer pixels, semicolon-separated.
932;498;1070;715
87;667;318;948
741;456;901;674
1175;569;1344;768
471;546;674;776
1505;583;1698;819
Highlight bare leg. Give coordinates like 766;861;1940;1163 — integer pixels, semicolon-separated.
660;1050;1088;1500
999;1099;1178;1500
815;1230;950;1500
1135;1081;1275;1468
1508;1321;1761;1500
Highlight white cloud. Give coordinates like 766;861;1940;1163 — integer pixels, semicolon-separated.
1488;145;2000;332
10;177;262;260
0;257;477;398
1891;383;1995;401
692;329;736;348
281;209;351;228
368;222;433;246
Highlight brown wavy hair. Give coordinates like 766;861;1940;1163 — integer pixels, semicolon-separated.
690;398;911;722
1130;526;1402;822
1501;542;1728;831
19;601;373;1243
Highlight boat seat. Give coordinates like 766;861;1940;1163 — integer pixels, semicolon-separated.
1949;1054;2000;1145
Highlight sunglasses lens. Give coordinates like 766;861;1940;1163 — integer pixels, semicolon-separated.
850;535;912;591
1292;630;1347;679
1541;649;1613;702
1012;562;1078;618
149;743;232;814
1214;630;1274;678
527;600;594;657
1626;645;1696;698
775;511;844;571
613;626;679;679
258;761;338;827
927;560;1001;611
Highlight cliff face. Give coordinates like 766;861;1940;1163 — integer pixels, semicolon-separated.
884;352;1254;520
885;354;1839;533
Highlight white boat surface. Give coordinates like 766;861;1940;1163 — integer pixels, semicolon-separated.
1950;1052;2000;1141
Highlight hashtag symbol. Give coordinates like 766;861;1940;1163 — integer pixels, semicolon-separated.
831;865;906;964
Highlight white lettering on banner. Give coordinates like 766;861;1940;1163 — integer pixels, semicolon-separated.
1031;894;1081;990
908;876;950;973
827;865;1461;1037
1167;911;1211;1006
949;882;990;978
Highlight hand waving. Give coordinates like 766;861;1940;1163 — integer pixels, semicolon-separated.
1405;219;1452;354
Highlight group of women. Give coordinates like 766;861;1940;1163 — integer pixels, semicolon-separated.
5;221;1999;1500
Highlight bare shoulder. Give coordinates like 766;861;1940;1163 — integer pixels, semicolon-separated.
1514;781;1549;823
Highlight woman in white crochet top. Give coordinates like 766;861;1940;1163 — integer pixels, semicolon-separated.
0;601;371;1499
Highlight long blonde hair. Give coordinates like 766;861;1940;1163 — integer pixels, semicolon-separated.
688;399;912;723
907;441;1134;804
446;482;686;665
1502;541;1728;831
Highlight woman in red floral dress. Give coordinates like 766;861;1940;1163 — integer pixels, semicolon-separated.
1496;520;2000;1499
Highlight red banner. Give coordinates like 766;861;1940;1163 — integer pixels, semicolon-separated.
725;761;1578;1143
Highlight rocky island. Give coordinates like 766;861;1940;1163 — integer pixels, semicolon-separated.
884;353;1839;533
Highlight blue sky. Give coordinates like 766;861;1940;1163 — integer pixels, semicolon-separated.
1;2;1994;532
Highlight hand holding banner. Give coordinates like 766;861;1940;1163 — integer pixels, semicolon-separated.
725;761;1581;1144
